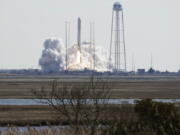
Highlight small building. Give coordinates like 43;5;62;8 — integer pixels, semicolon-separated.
137;69;145;74
147;68;156;74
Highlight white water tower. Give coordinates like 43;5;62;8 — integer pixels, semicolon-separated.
109;2;127;72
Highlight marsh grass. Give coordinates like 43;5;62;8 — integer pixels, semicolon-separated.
0;100;180;135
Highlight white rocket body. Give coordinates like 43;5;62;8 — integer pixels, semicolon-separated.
77;18;81;52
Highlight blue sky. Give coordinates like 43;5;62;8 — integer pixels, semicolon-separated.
0;0;180;71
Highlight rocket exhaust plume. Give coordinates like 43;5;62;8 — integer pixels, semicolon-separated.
39;38;65;72
39;38;109;72
38;18;110;72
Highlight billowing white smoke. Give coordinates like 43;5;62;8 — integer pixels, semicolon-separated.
39;38;108;72
39;38;65;72
67;44;108;71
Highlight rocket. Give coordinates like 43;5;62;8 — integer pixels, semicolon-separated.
77;17;82;63
77;17;81;52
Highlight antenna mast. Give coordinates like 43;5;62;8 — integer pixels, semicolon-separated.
93;23;95;70
65;22;70;70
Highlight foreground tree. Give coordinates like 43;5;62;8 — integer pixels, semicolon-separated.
32;77;180;135
33;75;112;135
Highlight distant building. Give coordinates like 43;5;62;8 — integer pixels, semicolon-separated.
137;69;145;74
147;68;155;74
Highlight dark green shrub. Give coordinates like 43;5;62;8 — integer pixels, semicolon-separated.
135;99;180;135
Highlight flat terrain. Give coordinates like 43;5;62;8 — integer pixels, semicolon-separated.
0;104;179;126
0;75;180;99
0;105;58;126
0;75;180;126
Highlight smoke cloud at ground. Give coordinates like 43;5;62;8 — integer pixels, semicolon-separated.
39;38;108;72
39;38;65;72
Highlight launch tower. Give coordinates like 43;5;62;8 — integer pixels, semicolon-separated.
109;2;127;72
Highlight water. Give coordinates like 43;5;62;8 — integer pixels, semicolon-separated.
0;125;67;132
0;98;179;132
0;99;44;105
0;98;179;105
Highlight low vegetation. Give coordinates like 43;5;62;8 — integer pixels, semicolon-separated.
103;99;180;135
0;99;180;135
1;76;180;135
